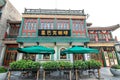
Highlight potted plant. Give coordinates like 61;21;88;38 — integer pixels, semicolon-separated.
10;59;40;71
86;59;102;69
0;66;8;80
73;60;86;69
42;61;60;71
58;61;73;70
110;65;120;76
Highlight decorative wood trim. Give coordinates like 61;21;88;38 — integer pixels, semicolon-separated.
87;43;115;47
3;41;17;44
22;14;86;19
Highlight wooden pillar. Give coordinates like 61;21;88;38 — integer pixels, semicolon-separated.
36;70;40;80
98;69;100;79
17;43;23;60
69;70;72;80
19;18;24;36
43;71;46;80
8;71;11;80
75;69;78;80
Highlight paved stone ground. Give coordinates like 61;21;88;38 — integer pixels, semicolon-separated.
5;67;120;80
100;67;120;80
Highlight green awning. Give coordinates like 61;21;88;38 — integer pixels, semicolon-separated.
17;46;55;54
61;46;99;54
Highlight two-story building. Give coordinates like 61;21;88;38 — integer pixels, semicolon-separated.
16;8;90;63
88;25;120;66
0;0;21;65
2;21;21;66
1;8;120;67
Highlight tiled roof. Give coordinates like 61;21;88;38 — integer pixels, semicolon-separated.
88;24;120;31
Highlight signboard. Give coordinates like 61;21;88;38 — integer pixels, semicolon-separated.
38;29;71;36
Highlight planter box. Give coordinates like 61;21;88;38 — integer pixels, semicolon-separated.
0;72;8;80
110;68;120;76
9;68;39;71
44;69;58;71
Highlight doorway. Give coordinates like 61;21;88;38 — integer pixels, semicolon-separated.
3;44;18;66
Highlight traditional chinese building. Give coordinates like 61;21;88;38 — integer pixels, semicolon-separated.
0;0;21;65
114;42;120;64
16;8;89;63
87;24;120;66
2;21;21;66
1;8;120;67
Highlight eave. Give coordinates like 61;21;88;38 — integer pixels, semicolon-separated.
88;24;120;31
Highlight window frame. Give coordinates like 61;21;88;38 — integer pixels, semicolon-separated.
59;47;67;60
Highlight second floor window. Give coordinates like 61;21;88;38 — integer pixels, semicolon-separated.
57;22;69;29
40;22;54;29
89;34;95;39
24;22;37;30
22;19;38;36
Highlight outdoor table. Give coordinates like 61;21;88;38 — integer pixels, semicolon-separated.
7;68;40;80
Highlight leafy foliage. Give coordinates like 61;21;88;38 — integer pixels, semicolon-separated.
111;65;120;69
73;60;83;69
86;59;102;69
73;59;102;69
42;61;60;69
58;61;73;69
0;66;7;73
10;59;40;69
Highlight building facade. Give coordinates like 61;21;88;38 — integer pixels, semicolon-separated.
0;0;21;65
115;42;120;64
2;21;21;66
17;8;89;63
1;8;120;67
87;25;120;66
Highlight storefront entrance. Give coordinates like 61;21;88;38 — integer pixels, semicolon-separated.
3;44;18;66
103;47;118;66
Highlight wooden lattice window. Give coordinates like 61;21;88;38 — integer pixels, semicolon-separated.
22;19;38;36
72;20;85;36
57;20;69;30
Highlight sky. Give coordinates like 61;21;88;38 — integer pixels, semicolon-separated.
9;0;120;41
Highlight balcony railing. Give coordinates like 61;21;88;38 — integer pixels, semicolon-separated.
24;9;85;16
3;35;17;41
90;38;116;42
6;35;17;38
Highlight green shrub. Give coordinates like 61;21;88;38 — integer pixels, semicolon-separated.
73;60;84;69
111;65;120;69
10;59;40;69
42;61;60;69
0;66;7;73
58;61;73;69
86;59;102;69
